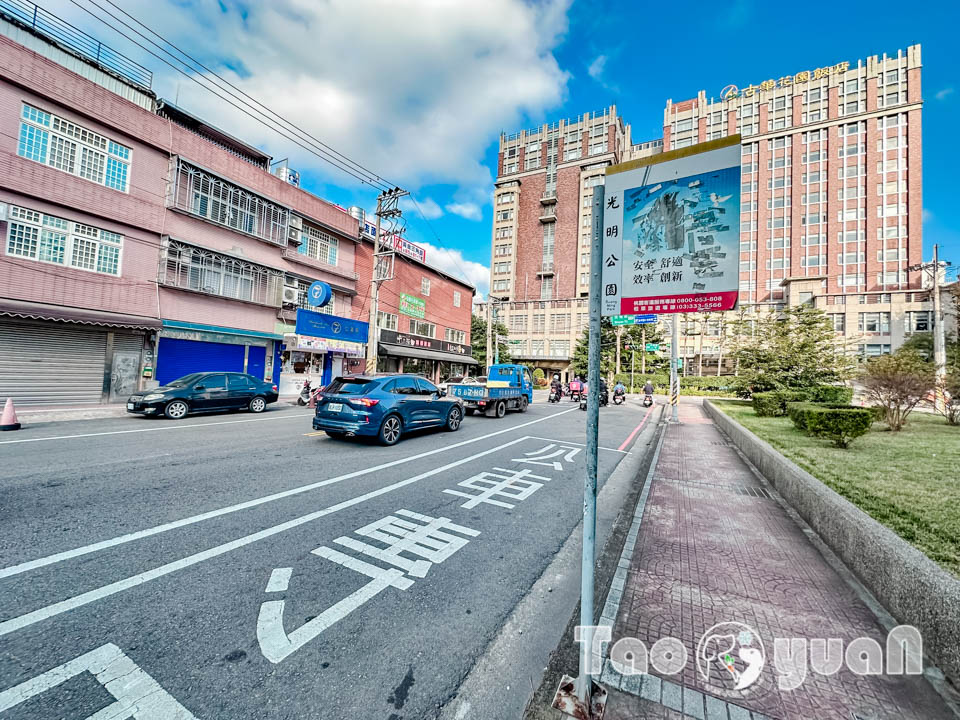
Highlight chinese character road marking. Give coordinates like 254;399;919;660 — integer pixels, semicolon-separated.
443;467;551;509
0;643;196;718
257;510;478;663
512;443;582;470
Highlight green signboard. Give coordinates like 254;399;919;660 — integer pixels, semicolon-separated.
399;293;425;319
611;315;634;326
645;343;660;352
677;358;684;369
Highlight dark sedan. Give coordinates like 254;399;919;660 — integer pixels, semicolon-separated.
127;372;279;419
312;374;463;445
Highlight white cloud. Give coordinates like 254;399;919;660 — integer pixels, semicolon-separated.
936;87;955;101
75;0;572;195
445;202;483;221
419;242;489;300
923;208;933;223
402;196;444;220
587;54;607;80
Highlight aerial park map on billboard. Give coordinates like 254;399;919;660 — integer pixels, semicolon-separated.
601;136;742;315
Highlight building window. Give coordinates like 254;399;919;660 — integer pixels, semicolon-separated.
906;311;931;334
173;159;288;244
377;311;398;330
551;313;571;332
829;314;846;332
580;272;589;286
494;262;511;274
453;291;461;308
495;209;514;222
495;227;513;239
494;244;512;256
297;224;338;265
492;279;510;292
532;314;546;333
531;340;546;356
510;314;527;332
859;343;891;357
858;312;891;334
18;104;131;191
421;277;431;296
540;276;553;300
6;205;123;276
445;328;466;344
409;318;436;337
497;192;515;204
550;340;570;357
160;239;284;305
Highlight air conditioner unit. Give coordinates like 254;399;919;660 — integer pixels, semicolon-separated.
282;286;299;305
0;203;7;221
287;215;303;244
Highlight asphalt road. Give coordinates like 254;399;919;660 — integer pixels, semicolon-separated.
0;396;656;720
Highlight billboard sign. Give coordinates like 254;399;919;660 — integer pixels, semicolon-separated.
399;292;426;319
602;136;741;315
361;220;428;264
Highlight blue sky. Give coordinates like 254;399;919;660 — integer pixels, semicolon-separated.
56;0;959;292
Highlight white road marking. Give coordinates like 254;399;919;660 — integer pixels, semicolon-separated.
443;467;550;509
0;408;578;581
0;643;196;718
0;412;315;445
0;437;531;638
525;435;630;453
265;567;292;593
258;510;479;663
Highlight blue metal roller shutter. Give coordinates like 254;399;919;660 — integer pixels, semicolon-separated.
247;345;266;381
157;338;245;385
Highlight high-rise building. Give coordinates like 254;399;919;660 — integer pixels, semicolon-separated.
484;45;933;376
479;105;662;379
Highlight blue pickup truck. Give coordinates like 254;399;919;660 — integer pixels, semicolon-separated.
448;363;534;417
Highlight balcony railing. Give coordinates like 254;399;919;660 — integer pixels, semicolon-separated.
540;190;557;205
537;262;554;276
0;0;153;90
539;207;557;223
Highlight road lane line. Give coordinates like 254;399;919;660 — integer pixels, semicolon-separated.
617;405;655;452
0;412;315;445
0;437;532;638
0;408;577;581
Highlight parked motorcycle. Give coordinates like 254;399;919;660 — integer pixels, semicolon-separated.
297;381;323;406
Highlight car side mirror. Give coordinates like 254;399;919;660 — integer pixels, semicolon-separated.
194;385;206;391
438;389;447;397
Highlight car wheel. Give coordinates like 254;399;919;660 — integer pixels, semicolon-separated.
519;396;529;413
249;396;267;413
495;400;506;418
164;400;189;420
444;405;463;432
378;415;403;446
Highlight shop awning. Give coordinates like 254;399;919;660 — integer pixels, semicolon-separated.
0;299;162;330
379;342;478;365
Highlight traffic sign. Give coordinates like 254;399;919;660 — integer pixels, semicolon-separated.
645;343;659;351
677;358;684;369
611;314;657;326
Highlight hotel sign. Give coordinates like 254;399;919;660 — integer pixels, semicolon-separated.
721;61;850;100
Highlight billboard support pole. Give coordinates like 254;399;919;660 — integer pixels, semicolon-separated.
670;316;679;422
576;183;604;705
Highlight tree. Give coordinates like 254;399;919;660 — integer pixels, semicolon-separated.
901;332;960;366
733;305;856;395
470;314;511;369
861;347;935;431
943;368;960;425
622;322;666;376
570;317;615;378
714;313;729;376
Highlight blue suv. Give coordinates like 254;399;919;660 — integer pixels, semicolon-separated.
312;374;465;445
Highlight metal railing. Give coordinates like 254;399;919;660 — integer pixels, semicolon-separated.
0;0;153;89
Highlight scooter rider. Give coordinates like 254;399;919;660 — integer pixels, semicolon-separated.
613;379;626;404
549;374;562;402
643;379;655;407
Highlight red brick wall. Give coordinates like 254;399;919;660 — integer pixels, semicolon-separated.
513;171;547;301
354;238;473;346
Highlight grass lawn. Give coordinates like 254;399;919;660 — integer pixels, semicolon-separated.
712;399;960;578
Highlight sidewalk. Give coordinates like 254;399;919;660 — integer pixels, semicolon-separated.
597;399;955;720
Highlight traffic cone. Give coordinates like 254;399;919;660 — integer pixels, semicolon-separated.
1;398;21;431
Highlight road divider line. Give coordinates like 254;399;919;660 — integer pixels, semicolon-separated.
0;437;532;638
0;408;578;581
617;405;655;452
0;412;316;445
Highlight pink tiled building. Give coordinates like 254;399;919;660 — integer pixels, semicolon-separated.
0;5;471;405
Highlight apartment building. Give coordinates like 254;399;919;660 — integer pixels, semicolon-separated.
0;2;471;404
482;105;662;379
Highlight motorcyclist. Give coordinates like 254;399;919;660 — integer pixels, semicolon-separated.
643;379;655;403
549;374;562;400
614;380;626;396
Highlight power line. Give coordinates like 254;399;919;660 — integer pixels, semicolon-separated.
93;0;393;191
65;0;392;190
407;194;479;289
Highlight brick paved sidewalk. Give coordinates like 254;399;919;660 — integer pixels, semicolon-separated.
598;399;954;720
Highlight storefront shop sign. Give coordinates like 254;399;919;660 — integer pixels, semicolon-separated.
295;309;368;343
399;293;426;319
296;335;365;357
379;329;470;357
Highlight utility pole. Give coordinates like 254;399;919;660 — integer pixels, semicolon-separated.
641;325;646;375
909;245;951;414
615;326;623;374
365;187;408;375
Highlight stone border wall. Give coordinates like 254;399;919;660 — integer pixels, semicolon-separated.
704;399;960;685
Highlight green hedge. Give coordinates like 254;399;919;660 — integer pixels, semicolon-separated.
807;385;854;404
787;402;874;448
753;390;809;417
613;373;737;395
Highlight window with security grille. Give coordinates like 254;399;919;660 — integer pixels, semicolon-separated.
6;205;123;275
173;159;289;245
161;240;283;305
18;104;130;191
298;223;339;265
